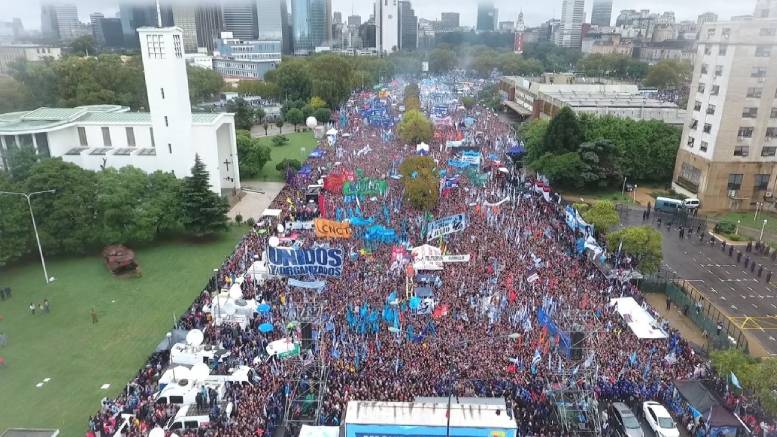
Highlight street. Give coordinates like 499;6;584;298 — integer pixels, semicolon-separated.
619;207;777;356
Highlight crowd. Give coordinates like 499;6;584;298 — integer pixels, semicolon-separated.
87;77;776;437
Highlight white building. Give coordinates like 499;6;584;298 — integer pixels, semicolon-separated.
557;0;585;48
376;0;399;54
0;26;240;196
0;44;62;74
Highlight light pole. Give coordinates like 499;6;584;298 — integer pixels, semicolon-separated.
0;189;56;284
760;219;768;242
755;202;763;221
621;176;627;196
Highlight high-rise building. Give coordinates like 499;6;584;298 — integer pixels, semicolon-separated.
477;2;498;32
257;0;288;53
754;0;777;18
557;0;585;48
222;2;258;40
440;12;460;30
119;3;172;48
41;3;82;42
291;0;328;54
398;1;417;51
325;0;333;43
348;15;362;27
591;0;613;26
333;11;342;25
92;13;124;48
172;6;198;53
90;12;105;45
376;0;399;54
213;33;281;80
195;5;223;53
0;19;24;44
697;12;718;26
672;4;777;210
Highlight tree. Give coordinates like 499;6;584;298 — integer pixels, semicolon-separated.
0;175;32;266
70;36;96;56
398;110;434;145
461;96;476;110
581;200;619;234
606;226;663;273
236;131;272;178
309;96;328;109
180;155;229;237
404;95;421;111
313;107;331;124
286;108;305;131
273;60;312;102
254;107;266;124
276;158;302;172
310;55;354;108
529;152;585;189
404;83;420;99
236;80;280;100
271;135;289;147
543;107;583;155
263;121;269;136
644;59;691;90
0;76;32;113
5;143;40;182
276;118;284;133
187;65;224;103
399;156;439;211
578;139;622;188
225;98;256;130
429;48;456;74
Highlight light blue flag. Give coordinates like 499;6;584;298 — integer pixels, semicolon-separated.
730;371;742;389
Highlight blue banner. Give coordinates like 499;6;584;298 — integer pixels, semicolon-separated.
426;213;467;240
266;246;344;277
288;278;327;289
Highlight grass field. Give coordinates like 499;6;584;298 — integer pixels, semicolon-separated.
712;210;777;235
252;131;319;182
0;226;246;436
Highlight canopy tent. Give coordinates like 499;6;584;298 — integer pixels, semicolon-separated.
326;128;338;135
261;209;282;219
411;244;443;271
266;337;301;359
609;297;668;339
299;425;339;437
416;142;430;154
674;380;744;435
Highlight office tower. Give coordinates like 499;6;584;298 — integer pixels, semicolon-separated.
591;0;613;26
440;12;460;30
477;2;497;32
333;11;342;25
222;2;258;40
376;0;399;54
398;1;417;51
325;0;333;43
672;4;777;210
257;0;288;52
41;3;81;42
120;3;172;48
348;15;362;27
90;13;105;45
697;12;718;26
92;13;124;48
291;0;328;54
557;0;585;48
172;6;198;52
195;5;223;53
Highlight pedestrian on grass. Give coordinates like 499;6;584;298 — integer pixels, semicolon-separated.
0;288;5;300
666;296;671;311
0;332;6;347
37;303;43;313
29;302;35;315
43;299;49;314
91;308;98;324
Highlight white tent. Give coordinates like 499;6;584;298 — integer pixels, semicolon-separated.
609;297;668;339
326;128;338;135
299;425;339;437
416;142;430;153
261;209;282;219
411;244;443;271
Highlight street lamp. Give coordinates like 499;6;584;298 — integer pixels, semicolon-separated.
0;189;56;284
760;219;768;242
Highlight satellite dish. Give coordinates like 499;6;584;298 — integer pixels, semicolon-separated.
276;223;285;234
186;329;204;347
149;428;165;437
222;302;237;315
228;287;243;300
268;236;280;247
190;362;211;381
306;116;318;129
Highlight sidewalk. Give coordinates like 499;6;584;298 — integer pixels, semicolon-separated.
228;181;285;220
644;292;708;350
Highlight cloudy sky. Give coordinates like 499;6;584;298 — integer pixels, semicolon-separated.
10;0;755;30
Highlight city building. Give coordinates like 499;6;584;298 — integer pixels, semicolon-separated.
499;21;515;32
41;3;84;42
213;32;281;81
171;6;198;53
697;12;718;26
348;15;362;27
0;19;24;44
398;1;417;51
359;21;377;49
119;3;172;48
291;0;329;54
98;18;125;48
476;2;498;32
633;39;696;64
0;44;62;74
591;0;613;26
581;32;633;56
499;74;688;125
672;4;777;210
185;51;214;70
557;0;585;48
257;0;289;53
195;5;223;53
440;12;460;31
222;2;258;40
376;0;399;54
90;12;105;45
417;18;436;49
0;27;240;196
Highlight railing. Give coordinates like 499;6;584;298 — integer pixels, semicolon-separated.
640;270;749;353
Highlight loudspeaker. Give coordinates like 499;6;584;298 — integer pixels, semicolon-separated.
301;322;313;350
571;331;584;361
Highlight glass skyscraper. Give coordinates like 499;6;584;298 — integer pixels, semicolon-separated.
291;0;328;54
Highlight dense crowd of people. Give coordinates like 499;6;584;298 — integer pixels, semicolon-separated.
87;77;776;437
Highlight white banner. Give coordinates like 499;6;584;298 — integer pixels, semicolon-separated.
289;221;314;230
423;254;471;263
484;197;510;207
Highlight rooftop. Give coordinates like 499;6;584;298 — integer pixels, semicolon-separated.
344;400;517;429
540;90;680;109
0;106;225;133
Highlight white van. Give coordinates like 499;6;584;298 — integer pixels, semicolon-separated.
166;402;233;432
155;380;225;406
655;196;700;213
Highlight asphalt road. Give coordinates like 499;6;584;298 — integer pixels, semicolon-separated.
619;207;777;356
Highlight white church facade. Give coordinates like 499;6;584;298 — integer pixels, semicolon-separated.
0;26;240;195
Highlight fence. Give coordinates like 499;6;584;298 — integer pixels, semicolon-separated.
640;270;749;354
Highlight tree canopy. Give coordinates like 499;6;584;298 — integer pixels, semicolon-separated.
180;155;229;237
236;130;272;179
398;110;434;145
581;200;620;234
187;65;224;103
606;226;663;273
644;59;692;90
399;156;440;211
225;98;258;130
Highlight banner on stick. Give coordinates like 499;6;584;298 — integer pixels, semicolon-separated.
266;246;344;277
314;219;353;239
426;214;467;240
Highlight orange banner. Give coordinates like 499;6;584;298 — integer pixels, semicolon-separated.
314;219;353;239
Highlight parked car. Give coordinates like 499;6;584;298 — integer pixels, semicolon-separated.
642;401;680;437
609;402;644;437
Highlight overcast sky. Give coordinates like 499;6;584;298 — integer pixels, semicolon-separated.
10;0;755;30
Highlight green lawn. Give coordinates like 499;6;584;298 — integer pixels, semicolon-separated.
0;226;246;435
712;211;777;235
252;131;319;182
560;188;636;205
